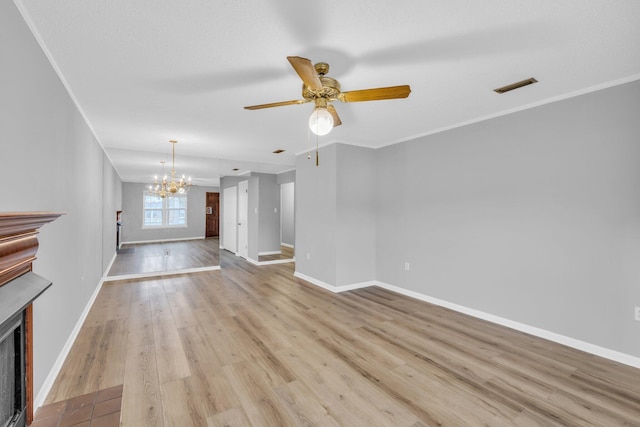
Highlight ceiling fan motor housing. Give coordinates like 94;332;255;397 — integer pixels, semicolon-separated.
302;75;341;101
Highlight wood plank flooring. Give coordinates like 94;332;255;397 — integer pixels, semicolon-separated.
46;250;640;426
258;245;294;262
108;238;220;276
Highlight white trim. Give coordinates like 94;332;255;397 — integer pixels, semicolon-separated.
103;265;221;282
140;224;188;230
280;243;294;249
34;276;105;410
256;258;295;266
12;1;116;171
277;167;296;174
246;257;295;266
379;73;640;149
373;281;640;370
293;271;373;293
121;236;204;245
295;74;640;158
103;251;118;278
259;250;281;256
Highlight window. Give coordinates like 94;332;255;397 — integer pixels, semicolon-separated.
143;192;187;227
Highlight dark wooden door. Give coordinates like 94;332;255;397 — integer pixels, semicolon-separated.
205;192;219;237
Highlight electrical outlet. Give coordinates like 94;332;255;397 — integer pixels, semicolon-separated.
165;249;170;256
404;262;410;271
635;307;640;321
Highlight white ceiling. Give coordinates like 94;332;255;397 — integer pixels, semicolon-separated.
16;0;640;187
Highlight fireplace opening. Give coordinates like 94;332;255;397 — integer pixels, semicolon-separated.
0;311;25;427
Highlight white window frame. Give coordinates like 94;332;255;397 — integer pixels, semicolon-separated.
142;191;188;228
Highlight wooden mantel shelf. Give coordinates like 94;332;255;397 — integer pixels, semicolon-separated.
0;212;64;287
0;211;64;235
0;211;63;425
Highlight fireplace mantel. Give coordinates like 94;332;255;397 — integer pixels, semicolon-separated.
0;212;63;288
0;211;63;425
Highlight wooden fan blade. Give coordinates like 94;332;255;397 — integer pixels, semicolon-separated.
327;104;342;127
244;99;307;110
339;85;411;102
287;56;322;90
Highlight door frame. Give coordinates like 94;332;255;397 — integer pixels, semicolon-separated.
238;180;249;259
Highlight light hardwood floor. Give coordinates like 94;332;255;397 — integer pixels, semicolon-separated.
46;250;640;426
108;238;220;277
258;245;294;262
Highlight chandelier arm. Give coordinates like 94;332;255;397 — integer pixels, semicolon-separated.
149;140;192;197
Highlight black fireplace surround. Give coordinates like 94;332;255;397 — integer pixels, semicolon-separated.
0;272;52;427
0;310;25;427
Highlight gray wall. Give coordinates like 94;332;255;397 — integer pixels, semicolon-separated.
248;178;260;261
294;81;640;359
296;145;338;284
296;144;377;286
278;170;296;248
102;156;123;265
121;182;219;243
280;182;295;247
2;0;122;402
336;145;376;286
255;173;281;254
277;169;296;184
375;80;640;358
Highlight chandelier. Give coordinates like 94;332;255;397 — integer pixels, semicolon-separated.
148;140;192;198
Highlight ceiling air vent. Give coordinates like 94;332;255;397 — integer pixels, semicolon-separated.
494;77;538;94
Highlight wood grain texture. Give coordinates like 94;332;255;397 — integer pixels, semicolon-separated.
44;249;640;425
258;245;294;262
108;238;219;276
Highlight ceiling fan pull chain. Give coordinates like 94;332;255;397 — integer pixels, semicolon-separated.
307;124;311;160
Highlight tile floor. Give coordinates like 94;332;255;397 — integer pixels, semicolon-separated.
30;385;122;427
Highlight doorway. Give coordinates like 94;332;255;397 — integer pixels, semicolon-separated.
205;192;219;238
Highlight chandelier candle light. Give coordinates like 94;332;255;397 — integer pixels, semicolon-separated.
149;139;192;198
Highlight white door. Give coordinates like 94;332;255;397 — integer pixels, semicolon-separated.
238;180;249;259
223;186;237;253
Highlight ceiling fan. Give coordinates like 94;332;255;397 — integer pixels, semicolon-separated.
244;56;411;136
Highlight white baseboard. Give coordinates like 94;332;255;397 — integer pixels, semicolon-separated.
103;265;221;282
259;258;295;265
34;276;105;410
246;256;295;266
103;251;117;278
373;281;640;370
293;271;373;293
281;243;294;249
259;250;281;256
287;272;640;368
121;236;204;245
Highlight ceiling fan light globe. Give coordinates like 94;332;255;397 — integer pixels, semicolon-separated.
309;107;333;136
